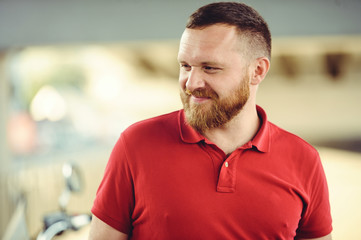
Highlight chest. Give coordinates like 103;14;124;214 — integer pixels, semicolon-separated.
130;144;306;239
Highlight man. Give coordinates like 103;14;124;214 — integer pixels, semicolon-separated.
89;2;332;239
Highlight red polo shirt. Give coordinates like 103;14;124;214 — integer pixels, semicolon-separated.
92;106;332;239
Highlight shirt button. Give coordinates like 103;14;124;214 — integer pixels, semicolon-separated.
225;162;229;167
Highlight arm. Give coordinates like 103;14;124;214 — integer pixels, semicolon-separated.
88;215;128;240
298;233;332;240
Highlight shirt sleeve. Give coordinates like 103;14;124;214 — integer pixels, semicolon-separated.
296;153;333;238
91;134;135;235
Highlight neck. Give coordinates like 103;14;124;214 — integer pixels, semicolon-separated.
203;104;260;155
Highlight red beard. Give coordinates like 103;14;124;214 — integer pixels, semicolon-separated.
180;74;250;133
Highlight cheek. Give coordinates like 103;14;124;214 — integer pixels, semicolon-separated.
178;72;187;89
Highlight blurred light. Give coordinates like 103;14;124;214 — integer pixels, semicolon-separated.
19;48;60;81
90;74;122;102
79;47;132;103
30;85;67;121
62;163;72;178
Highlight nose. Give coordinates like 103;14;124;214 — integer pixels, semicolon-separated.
185;68;206;92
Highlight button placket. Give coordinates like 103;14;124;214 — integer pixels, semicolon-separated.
216;155;238;193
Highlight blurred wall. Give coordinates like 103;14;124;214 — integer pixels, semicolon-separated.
0;0;361;48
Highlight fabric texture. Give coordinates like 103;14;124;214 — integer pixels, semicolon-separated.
91;106;332;239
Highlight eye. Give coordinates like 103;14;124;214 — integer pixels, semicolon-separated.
203;66;221;73
180;63;191;71
204;66;215;70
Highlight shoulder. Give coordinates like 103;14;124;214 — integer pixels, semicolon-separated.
267;121;319;159
266;122;326;195
122;110;181;142
256;105;318;158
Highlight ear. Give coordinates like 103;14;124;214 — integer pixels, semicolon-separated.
249;57;270;85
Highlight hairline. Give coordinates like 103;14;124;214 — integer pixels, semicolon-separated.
186;23;269;62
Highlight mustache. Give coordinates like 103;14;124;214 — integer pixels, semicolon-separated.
184;88;219;99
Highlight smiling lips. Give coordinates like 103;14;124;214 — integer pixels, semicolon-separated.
185;89;212;104
191;95;210;104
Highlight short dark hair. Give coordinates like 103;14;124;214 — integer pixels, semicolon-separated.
186;2;271;60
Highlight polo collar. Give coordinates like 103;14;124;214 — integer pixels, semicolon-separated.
252;105;270;153
178;105;270;153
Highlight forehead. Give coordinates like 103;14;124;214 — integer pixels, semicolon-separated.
177;24;242;63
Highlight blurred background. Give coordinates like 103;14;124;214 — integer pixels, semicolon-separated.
0;0;360;239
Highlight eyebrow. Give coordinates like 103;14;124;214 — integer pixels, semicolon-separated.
178;60;223;67
200;61;222;66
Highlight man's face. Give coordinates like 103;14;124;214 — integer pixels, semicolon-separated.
177;24;251;133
